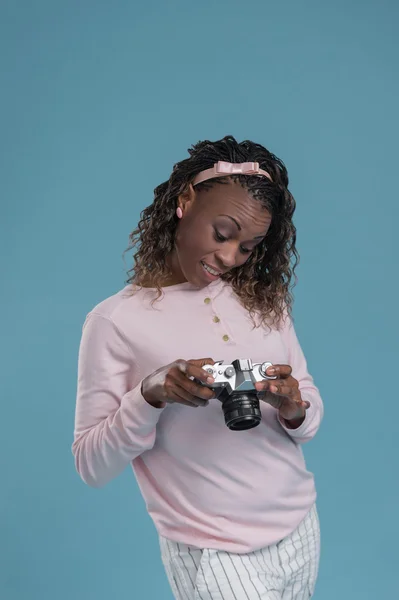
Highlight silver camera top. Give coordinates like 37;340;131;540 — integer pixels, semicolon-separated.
200;359;277;397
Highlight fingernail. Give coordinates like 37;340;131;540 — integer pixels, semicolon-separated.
270;385;278;393
267;367;277;375
206;376;215;383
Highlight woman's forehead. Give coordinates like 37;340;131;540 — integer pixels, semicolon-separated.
196;182;271;223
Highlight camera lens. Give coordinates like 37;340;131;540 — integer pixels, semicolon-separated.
221;392;262;431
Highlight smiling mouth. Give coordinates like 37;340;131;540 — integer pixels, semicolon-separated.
201;261;222;277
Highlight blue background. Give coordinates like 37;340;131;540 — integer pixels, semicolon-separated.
1;1;398;598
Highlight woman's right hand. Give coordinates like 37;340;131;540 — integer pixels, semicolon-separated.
141;358;216;409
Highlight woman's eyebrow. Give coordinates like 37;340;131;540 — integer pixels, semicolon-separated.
217;214;265;239
218;214;241;230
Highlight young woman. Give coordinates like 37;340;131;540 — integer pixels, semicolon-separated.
73;135;323;599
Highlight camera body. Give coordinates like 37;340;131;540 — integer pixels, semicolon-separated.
198;359;277;431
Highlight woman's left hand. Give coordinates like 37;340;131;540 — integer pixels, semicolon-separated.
255;364;310;427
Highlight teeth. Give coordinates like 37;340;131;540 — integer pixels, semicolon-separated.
202;261;220;276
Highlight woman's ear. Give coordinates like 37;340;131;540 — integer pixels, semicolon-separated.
177;184;196;216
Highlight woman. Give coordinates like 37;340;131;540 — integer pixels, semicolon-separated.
73;135;323;599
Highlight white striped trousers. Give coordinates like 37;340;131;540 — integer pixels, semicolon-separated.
159;505;320;600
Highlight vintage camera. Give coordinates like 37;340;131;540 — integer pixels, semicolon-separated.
197;359;277;431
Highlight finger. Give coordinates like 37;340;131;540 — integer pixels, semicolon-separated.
256;375;298;392
268;383;299;398
256;379;298;398
165;384;204;407
187;358;216;382
168;363;209;384
170;360;215;384
188;358;215;368
173;359;188;374
173;369;215;401
255;380;272;393
258;391;283;409
167;364;215;401
185;362;216;384
265;364;292;378
174;383;211;407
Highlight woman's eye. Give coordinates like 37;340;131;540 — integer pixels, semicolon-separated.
214;230;227;243
214;229;252;254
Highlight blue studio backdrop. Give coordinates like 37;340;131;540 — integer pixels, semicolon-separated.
1;1;398;599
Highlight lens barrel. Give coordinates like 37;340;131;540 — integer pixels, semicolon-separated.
221;392;261;431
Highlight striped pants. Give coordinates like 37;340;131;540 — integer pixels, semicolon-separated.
159;505;320;600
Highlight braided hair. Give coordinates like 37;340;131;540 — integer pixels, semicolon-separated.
125;135;299;329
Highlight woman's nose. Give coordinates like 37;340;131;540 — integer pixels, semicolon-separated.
215;243;239;269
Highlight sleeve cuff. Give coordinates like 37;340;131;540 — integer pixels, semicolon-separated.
120;385;166;436
277;402;313;437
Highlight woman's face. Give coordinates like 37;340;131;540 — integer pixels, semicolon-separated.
169;181;272;288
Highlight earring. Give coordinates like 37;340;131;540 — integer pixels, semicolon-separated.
176;207;183;219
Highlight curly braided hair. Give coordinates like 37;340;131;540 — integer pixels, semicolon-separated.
125;135;299;329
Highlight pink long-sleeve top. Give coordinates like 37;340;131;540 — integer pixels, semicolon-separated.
72;279;323;553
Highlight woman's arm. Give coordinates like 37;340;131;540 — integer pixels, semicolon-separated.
72;312;164;487
277;315;324;443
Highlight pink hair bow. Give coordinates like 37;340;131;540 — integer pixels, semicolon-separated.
193;160;272;186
